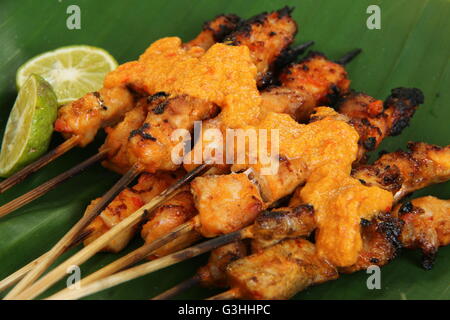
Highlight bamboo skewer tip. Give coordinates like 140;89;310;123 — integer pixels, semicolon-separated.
0;136;79;194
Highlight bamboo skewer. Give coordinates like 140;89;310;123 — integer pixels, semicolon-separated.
3;163;142;299
11;163;207;300
335;48;362;65
46;229;242;300
0;149;108;218
152;275;200;300
0;136;80;194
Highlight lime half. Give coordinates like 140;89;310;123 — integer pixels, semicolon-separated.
0;74;58;177
16;45;118;105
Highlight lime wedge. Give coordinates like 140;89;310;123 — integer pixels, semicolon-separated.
0;74;58;177
16;45;118;105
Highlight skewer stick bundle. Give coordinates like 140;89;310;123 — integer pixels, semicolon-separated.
10;163;207;300
3;162;141;299
46;229;243;300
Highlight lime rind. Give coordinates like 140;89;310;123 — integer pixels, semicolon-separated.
16;45;118;105
0;74;58;177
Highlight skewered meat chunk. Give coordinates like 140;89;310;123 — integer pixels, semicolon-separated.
280;52;350;106
225;7;297;87
127;95;219;173
100;98;148;174
82;188;144;253
141;189;199;259
247;157;307;204
394;196;450;269
352;142;450;201
248;205;316;252
226;239;338;300
197;241;248;288
55;87;135;147
82;171;180;252
191;173;264;237
185;14;242;50
260;87;308;120
335;88;424;160
340;215;403;273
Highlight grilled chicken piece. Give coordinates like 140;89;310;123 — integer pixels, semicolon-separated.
100;98;148;174
394;196;450;269
352;142;450;201
225;7;297;87
248;157;307;204
55;87;135;147
185;14;241;50
339;215;403;273
335;88;424;160
197;241;248;288
82;188;144;252
191;173;264;238
260;87;307;120
82;171;180;252
127;94;219;173
247;205;316;252
141;189;199;259
262;51;351;122
226;239;338;300
279;51;350;105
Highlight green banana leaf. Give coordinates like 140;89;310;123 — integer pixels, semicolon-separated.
0;0;449;300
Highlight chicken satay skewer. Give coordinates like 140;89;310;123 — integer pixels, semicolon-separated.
0;14;242;194
152;205;316;300
6;164;208;300
48;204;315;300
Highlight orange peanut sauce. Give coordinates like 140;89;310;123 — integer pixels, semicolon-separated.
237;107;393;267
104;37;261;128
